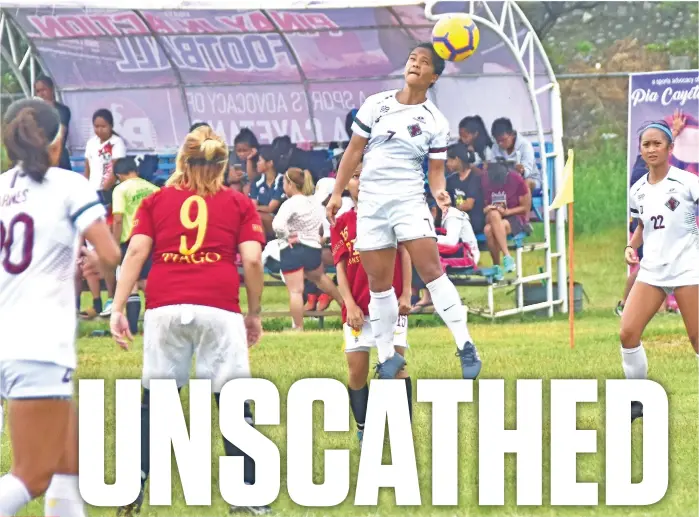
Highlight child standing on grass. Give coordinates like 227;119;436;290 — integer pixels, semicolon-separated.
111;157;159;334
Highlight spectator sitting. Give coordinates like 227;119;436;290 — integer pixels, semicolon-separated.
250;145;285;240
233;128;260;193
458;115;494;167
446;142;485;234
272;167;343;331
491;117;540;192
34;76;72;171
482;160;532;280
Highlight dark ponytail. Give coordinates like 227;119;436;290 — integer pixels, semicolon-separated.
2;98;60;183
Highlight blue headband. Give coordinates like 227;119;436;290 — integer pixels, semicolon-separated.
642;123;673;142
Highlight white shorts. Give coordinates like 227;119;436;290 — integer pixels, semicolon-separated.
142;305;250;393
343;315;409;353
637;265;699;294
0;360;73;400
354;195;436;251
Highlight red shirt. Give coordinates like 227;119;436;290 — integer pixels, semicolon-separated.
131;186;266;313
330;208;403;323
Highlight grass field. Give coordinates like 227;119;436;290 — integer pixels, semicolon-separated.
1;143;697;516
2;224;697;517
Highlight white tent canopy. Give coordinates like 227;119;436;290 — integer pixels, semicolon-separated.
0;0;568;317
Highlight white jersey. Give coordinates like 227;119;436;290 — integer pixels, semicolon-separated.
352;89;449;199
629;166;699;285
0;166;105;368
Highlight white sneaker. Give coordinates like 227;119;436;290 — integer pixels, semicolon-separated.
100;299;113;317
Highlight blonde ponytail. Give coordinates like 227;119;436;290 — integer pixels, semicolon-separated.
301;169;314;196
168;127;228;196
285;167;315;196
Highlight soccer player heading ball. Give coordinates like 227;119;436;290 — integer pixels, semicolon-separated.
326;43;481;380
622;120;699;421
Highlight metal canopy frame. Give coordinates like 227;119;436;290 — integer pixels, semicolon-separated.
0;0;568;318
424;0;567;318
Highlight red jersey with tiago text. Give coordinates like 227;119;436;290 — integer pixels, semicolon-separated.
131;186;265;313
330;208;403;323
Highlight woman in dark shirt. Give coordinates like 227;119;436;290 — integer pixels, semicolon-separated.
445;142;485;233
35;76;72;171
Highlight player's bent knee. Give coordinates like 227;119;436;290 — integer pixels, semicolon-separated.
619;325;641;348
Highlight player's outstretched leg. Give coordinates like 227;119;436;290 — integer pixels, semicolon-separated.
368;288;406;378
619;282;667;422
116;389;152;516
403;239;481;379
214;395;271;515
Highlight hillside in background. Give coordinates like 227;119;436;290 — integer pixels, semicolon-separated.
520;1;698;143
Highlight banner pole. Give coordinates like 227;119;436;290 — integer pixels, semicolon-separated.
568;202;574;349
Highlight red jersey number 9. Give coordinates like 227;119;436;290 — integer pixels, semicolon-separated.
179;195;209;256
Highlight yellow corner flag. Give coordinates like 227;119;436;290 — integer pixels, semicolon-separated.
550;149;575;210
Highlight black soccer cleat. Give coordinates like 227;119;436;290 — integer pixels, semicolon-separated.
116;488;144;516
631;401;643;422
229;505;272;515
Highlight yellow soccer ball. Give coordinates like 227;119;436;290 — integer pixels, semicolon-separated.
431;13;480;62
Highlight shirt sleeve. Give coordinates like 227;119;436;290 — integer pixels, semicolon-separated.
66;174;106;234
238;195;267;246
628;190;639;219
131;195;155;238
465;175;482;201
111;184;126;215
515;172;529;198
428;117;449;160
112;137;127;160
351;97;375;138
688;173;699;204
272;197;292;238
249;180;259;200
330;217;349;265
519;140;536;180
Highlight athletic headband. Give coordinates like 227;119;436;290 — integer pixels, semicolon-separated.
642;123;673;142
285;170;303;189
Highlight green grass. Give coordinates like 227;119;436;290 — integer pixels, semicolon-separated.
2;144;697;516
2;225;696;517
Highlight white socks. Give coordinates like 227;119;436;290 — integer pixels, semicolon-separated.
45;474;86;517
368;288;399;363
621;344;648;380
426;274;472;349
0;473;32;516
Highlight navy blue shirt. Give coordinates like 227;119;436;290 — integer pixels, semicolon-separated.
250;174;285;209
56;102;72;171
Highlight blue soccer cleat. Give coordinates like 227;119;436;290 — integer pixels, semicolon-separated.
457;342;482;379
357;429;364;449
374;353;406;379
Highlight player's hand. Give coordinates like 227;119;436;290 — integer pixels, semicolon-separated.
515;163;525;174
245;314;263;347
287;232;299;247
398;293;412;316
434;190;451;211
326;193;343;226
110;311;133;351
496;205;506;216
346;303;364;331
624;246;639;266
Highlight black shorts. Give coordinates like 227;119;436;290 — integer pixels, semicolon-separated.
120;241;152;280
280;244;322;274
